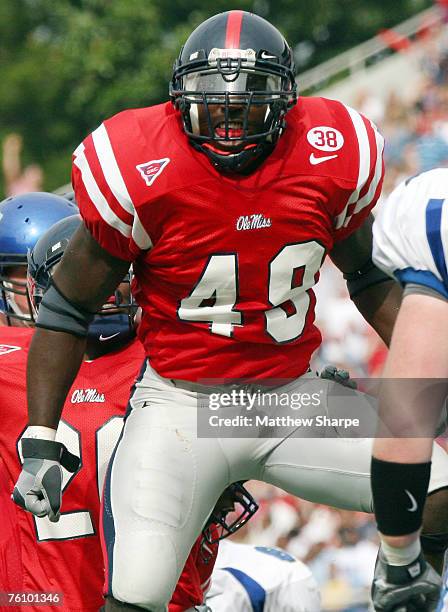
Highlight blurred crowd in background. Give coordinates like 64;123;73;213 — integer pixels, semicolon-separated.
2;5;448;612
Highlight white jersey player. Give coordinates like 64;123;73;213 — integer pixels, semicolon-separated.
206;540;320;612
373;167;448;298
371;168;448;612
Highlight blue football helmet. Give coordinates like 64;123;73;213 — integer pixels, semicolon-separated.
60;190;76;204
0;192;78;325
27;214;137;348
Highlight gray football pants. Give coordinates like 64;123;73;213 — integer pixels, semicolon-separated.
102;362;448;610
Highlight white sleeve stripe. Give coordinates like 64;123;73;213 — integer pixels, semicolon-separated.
351;120;384;217
92;124;153;251
132;211;153;250
92;124;134;216
73;143;84;157
73;144;132;239
334;105;371;230
347;105;371;196
201;576;212;590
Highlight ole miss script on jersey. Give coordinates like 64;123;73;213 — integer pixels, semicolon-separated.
73;98;384;382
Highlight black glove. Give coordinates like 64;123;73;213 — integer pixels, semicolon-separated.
372;550;441;611
12;437;80;522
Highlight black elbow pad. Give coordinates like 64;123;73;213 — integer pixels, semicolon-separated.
343;260;391;299
36;281;95;337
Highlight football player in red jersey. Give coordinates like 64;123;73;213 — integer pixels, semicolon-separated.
0;213;144;611
12;11;448;611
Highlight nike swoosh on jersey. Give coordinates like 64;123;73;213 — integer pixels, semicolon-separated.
99;332;121;342
405;489;418;512
0;344;21;356
309;153;338;165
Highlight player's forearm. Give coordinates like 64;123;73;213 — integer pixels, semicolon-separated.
352;280;402;346
27;328;86;428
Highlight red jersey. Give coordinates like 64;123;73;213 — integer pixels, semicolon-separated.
0;328;145;611
0;328;217;611
0;460;23;598
73;99;384;382
169;535;219;612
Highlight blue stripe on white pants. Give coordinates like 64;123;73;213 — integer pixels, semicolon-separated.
102;359;148;596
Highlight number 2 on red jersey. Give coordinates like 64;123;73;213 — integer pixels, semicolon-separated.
17;417;123;542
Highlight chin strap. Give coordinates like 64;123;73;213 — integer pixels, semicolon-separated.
193;140;274;174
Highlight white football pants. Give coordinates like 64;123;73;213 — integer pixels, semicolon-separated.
102;362;448;610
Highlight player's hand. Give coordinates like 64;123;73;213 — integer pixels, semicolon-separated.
12;438;80;522
372;551;441;611
319;364;357;389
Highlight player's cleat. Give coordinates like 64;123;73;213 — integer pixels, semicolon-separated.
12;438;80;522
371;550;441;611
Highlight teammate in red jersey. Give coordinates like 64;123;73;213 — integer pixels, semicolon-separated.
0;214;144;610
0;327;143;611
13;10;448;611
0;327;219;612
